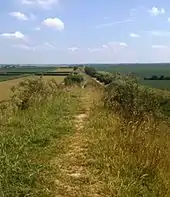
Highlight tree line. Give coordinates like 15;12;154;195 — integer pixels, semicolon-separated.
144;75;170;80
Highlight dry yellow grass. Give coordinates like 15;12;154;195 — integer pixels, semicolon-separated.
0;77;27;101
54;67;73;72
42;76;65;83
0;76;65;101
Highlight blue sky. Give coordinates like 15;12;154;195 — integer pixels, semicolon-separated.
1;0;170;64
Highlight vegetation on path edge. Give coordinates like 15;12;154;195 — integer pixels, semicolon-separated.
0;71;170;196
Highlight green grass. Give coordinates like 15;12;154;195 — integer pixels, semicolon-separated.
139;79;170;90
0;67;55;73
93;64;170;76
0;89;81;196
0;75;28;82
93;64;170;90
1;73;170;197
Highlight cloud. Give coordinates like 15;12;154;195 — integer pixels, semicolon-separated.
0;31;25;40
9;12;28;20
168;18;170;22
68;47;79;52
148;7;165;16
88;48;102;52
43;18;64;30
96;19;134;28
44;42;56;49
107;42;128;48
11;42;56;51
9;12;36;21
22;0;58;9
88;42;128;53
35;27;40;31
130;33;140;38
149;31;170;36
102;45;108;48
152;45;168;49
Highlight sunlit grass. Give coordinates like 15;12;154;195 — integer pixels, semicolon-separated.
0;86;81;196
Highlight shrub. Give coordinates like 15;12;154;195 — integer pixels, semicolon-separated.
10;77;59;110
95;73;114;85
84;66;96;77
64;74;84;86
103;74;164;122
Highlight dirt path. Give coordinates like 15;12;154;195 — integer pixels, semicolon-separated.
54;88;100;197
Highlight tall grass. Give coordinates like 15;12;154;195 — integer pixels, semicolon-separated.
84;75;170;196
85;103;170;196
0;77;81;196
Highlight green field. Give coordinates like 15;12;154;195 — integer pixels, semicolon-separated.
0;75;24;82
93;63;170;90
0;66;71;82
0;67;55;73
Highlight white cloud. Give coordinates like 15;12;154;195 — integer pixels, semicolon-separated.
68;47;79;52
43;18;64;30
9;12;36;21
12;42;57;52
44;42;56;49
119;42;128;47
102;45;108;48
9;12;28;20
168;18;170;22
96;19;134;28
103;42;128;53
148;7;165;16
108;42;128;48
88;42;127;53
152;45;168;49
149;31;170;36
22;0;58;9
35;27;40;31
0;31;25;40
130;33;140;38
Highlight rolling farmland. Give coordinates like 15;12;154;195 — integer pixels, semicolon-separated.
93;63;170;90
0;66;73;101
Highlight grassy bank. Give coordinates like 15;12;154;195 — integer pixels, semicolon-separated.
1;72;170;197
0;86;81;196
84;101;170;196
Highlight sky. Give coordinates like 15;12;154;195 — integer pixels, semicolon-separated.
1;0;170;64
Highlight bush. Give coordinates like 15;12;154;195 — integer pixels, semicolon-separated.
103;74;164;122
84;66;96;77
95;73;114;85
64;74;84;86
10;77;59;110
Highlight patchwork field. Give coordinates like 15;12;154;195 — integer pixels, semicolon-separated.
0;67;72;82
